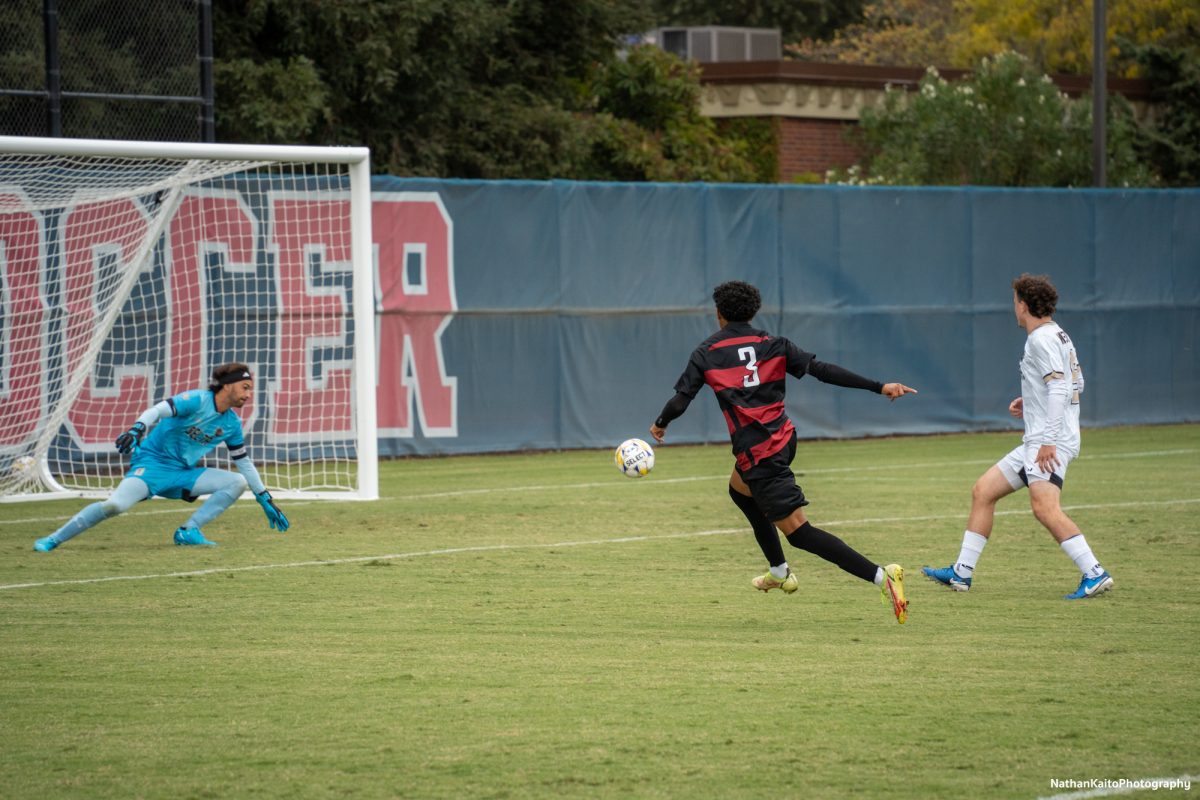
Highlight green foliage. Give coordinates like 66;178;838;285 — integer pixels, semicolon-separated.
215;57;328;142
789;170;824;184
0;0;199;139
791;0;1200;78
593;45;705;131
652;0;866;43
0;4;46;89
1131;44;1200;186
842;52;1156;186
718;117;779;181
789;0;957;67
211;1;772;181
949;0;1200;78
573;46;767;182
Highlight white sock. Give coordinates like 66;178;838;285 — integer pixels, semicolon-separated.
873;566;884;586
1061;534;1104;578
769;563;789;580
954;531;988;579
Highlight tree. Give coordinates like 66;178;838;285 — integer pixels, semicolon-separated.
789;0;957;67
789;0;1200;78
573;45;768;181
947;0;1200;77
839;52;1155;187
212;0;771;181
1132;44;1200;185
0;0;200;139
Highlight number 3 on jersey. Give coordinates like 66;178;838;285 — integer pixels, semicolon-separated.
738;346;760;387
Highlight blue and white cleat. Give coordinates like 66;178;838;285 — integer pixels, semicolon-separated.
1063;571;1113;600
33;536;58;552
922;565;971;592
174;526;217;547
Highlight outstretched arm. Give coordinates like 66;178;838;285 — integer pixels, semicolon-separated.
807;359;917;401
229;442;290;532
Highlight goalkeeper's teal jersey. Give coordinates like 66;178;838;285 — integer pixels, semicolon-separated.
134;389;246;468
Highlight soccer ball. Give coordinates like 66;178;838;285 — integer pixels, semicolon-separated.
614;438;654;478
10;455;36;477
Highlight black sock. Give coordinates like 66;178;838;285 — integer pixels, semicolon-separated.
785;521;878;583
728;486;785;568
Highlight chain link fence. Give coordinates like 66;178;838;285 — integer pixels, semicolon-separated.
0;0;210;142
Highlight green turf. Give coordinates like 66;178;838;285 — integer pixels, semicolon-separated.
1;425;1198;799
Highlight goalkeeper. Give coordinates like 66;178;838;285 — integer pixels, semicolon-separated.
33;363;289;551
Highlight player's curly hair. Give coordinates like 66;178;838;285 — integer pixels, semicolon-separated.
1013;273;1058;318
208;362;252;393
712;281;761;323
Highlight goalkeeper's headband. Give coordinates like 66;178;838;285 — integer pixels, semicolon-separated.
215;369;253;387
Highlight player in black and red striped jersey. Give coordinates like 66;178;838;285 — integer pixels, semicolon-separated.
650;281;917;623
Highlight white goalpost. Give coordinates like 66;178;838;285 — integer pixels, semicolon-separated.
0;137;377;501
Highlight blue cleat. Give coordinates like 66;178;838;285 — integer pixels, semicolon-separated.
1064;571;1113;600
174;526;217;547
922;565;971;592
33;536;58;552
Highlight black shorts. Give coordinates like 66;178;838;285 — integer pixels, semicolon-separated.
738;433;808;521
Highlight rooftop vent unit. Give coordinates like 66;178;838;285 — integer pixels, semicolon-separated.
652;27;781;63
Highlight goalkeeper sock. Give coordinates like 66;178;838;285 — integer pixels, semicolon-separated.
954;530;988;579
785;521;878;583
185;473;248;530
728;486;785;567
49;502;111;544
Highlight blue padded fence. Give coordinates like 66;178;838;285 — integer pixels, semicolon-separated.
372;178;1199;456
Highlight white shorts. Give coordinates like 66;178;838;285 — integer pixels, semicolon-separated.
997;443;1075;490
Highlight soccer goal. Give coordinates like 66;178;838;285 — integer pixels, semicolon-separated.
0;137;377;501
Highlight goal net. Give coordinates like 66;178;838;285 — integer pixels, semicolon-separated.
0;137;377;501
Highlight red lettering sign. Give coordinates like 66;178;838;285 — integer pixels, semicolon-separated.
0;195;47;446
62;198;153;449
168;192;259;425
268;193;353;440
373;193;458;437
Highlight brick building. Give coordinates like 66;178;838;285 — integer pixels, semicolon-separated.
698;61;1154;182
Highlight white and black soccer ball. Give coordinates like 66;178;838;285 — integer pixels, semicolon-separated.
10;455;36;477
614;438;654;478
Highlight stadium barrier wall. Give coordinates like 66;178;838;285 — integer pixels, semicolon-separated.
6;178;1193;466
371;179;1199;456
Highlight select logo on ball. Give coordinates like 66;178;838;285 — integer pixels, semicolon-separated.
614;438;655;478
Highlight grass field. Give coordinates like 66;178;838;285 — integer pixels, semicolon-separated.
2;424;1198;799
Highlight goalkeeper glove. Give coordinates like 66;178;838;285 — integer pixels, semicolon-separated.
255;491;289;532
115;422;147;455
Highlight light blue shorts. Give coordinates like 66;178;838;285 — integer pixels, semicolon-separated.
126;461;207;501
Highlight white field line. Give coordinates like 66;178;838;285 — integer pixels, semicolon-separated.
1;496;1196;592
0;447;1195;528
388;448;1199;501
1036;774;1196;799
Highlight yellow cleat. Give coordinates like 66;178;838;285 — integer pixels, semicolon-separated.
752;570;799;594
881;564;908;624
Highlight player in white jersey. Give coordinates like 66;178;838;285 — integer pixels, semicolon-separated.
33;363;289;551
923;274;1114;600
